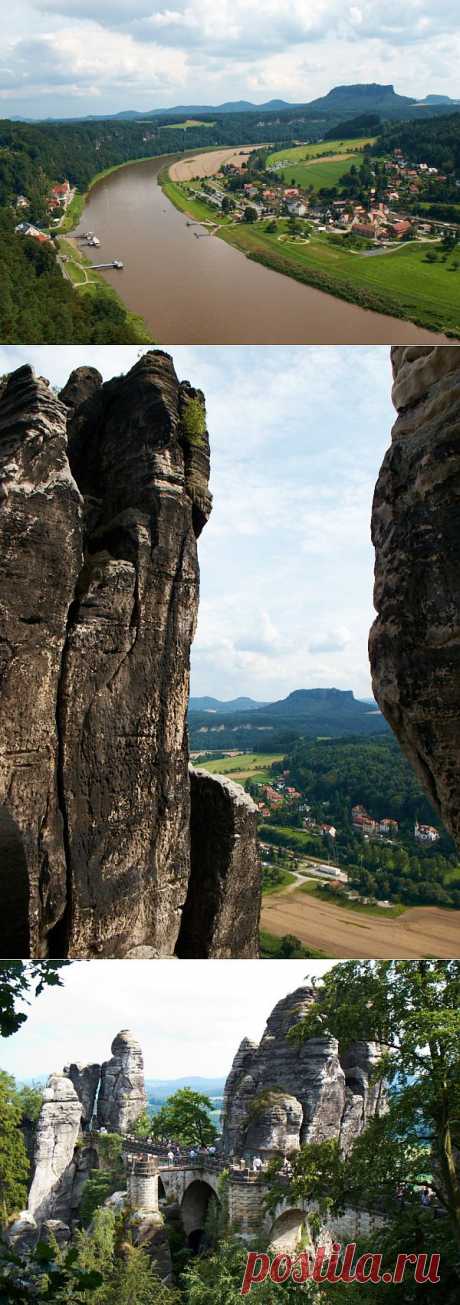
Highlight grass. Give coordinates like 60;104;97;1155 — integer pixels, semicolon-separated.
267;137;375;187
163;119;216;129
198;751;284;783
262;824;324;853
299;879;406;918
219;222;460;337
57;238;153;342
443;865;460;885
262;870;297;896
160;171;233;225
259;929;326;959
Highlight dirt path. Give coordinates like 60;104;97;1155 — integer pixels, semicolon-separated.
261;889;460;959
169;146;261;182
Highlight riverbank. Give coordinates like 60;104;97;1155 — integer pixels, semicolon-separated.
161;156;459;338
58;237;153;343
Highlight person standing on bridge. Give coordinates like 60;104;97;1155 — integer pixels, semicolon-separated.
167;1149;174;1166
252;1155;263;1175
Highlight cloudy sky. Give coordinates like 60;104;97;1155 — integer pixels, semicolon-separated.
0;343;394;702
0;959;334;1080
0;1;458;118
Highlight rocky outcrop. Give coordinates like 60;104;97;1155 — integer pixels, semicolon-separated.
370;346;460;845
0;366;82;957
27;1074;82;1222
222;985;383;1159
63;1062;100;1128
176;769;260;957
0;353;261;959
97;1030;147;1134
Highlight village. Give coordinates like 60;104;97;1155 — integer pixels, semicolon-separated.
183;144;460;247
14;177;75;243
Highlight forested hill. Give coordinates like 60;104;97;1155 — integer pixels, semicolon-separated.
370;112;460;171
288;734;439;828
0;208;147;343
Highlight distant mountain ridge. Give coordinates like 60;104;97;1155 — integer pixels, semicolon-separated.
10;84;460;124
189;695;267;713
189;687;387;750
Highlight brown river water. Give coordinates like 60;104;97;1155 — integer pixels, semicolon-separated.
75;156;451;344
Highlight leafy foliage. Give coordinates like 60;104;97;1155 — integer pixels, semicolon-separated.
0;962;70;1038
149;1088;218;1147
0;1072;30;1222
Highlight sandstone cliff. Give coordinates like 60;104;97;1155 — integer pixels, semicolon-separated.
370;346;460;844
97;1029;147;1133
27;1074;83;1223
222;985;382;1159
0;353;260;958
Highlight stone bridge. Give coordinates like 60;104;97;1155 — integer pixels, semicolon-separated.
122;1140;386;1253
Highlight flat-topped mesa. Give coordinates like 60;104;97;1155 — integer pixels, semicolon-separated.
222;985;384;1161
370;346;460;845
0;353;261;959
97;1029;147;1134
0;366;83;957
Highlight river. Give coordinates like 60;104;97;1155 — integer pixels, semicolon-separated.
75;156;451;344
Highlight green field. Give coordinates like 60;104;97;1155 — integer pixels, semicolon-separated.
198;751;284;783
267;137;375;188
299;880;406;919
262;869;297;896
163;119;215;129
262;824;323;853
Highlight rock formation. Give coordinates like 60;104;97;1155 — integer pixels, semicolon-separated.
222;985;382;1159
177;768;259;958
370;346;460;845
97;1029;147;1134
0;353;261;959
27;1074;82;1222
63;1061;101;1129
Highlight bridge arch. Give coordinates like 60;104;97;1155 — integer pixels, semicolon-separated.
268;1207;309;1254
181;1178;220;1252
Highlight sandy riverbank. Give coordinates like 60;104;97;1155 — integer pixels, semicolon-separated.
169;145;260;181
261;889;460;959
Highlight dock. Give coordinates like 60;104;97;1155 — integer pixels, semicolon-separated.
91;260;124;270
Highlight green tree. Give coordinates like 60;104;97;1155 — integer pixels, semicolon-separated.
289;961;460;1242
149;1088;217;1147
132;1109;152;1139
0;1072;30;1223
104;1247;178;1305
0;961;70;1037
243;206;257;223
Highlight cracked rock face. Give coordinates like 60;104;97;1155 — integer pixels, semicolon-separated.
0;353;259;959
27;1074;82;1222
63;1062;101;1128
370;346;460;844
176;768;260;958
97;1029;147;1133
222;986;382;1158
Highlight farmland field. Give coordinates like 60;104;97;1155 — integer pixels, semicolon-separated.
197;751;284;782
261;888;460;960
267;137;375;188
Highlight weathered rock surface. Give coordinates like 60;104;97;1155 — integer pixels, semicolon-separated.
370;346;460;844
28;1074;82;1222
0;352;261;959
0;365;83;956
97;1029;147;1133
177;768;260;957
222;986;382;1158
63;1062;100;1128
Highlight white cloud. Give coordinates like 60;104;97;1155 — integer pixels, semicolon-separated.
0;959;334;1080
1;0;459;112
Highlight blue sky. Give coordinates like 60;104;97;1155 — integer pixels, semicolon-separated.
0;344;394;701
0;1;458;118
0;959;334;1080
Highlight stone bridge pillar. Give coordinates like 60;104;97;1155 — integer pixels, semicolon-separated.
126;1154;160;1213
228;1176;263;1241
